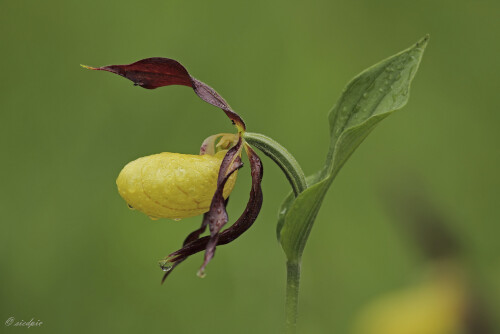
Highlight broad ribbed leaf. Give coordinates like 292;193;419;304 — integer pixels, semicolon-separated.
326;35;428;175
279;36;428;261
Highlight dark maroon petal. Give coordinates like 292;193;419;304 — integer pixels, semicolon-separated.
160;139;244;281
166;143;263;266
161;211;209;284
161;157;243;281
199;156;243;276
218;144;263;244
190;78;244;130
86;58;192;89
216;137;243;184
84;57;245;130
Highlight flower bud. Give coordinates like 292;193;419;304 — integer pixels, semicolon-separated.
116;150;237;220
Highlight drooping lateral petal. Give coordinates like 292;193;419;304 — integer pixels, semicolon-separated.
160;158;242;281
199;156;243;276
217;144;263;243
217;137;243;183
160;212;210;284
198;137;243;244
165;143;263;265
83;58;245;130
160;197;231;283
160;139;243;281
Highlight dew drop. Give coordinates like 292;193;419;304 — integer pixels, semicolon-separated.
159;259;174;272
172;218;182;221
362;92;368;98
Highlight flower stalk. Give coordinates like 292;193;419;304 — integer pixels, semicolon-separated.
243;132;306;196
286;260;301;334
242;132;306;331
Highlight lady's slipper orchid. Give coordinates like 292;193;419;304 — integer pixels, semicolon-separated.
84;58;263;280
82;38;430;332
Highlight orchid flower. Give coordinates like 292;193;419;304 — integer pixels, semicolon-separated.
83;36;428;332
83;58;264;280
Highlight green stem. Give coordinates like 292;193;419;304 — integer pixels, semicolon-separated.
286;260;301;334
242;132;305;332
243;132;307;196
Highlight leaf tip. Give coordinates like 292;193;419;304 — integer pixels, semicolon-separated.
417;34;430;49
80;64;98;70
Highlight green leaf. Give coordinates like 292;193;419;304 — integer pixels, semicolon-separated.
278;36;428;261
279;177;332;260
276;171;322;242
276;191;294;242
325;35;429;175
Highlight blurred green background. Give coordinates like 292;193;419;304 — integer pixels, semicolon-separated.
1;0;499;333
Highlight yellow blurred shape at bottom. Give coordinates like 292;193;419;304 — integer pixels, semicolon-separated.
116;150;237;220
353;270;465;334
